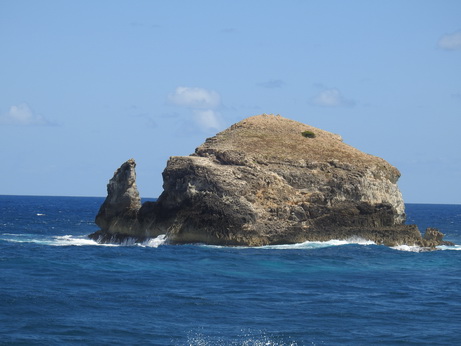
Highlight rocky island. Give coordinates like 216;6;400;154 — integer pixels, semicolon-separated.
90;114;451;248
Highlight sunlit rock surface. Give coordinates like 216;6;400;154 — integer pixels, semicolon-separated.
90;114;452;248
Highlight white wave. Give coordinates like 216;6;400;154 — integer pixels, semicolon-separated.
89;234;168;247
50;234;168;247
1;234;116;247
261;237;375;250
138;234;167;248
392;243;461;252
7;234;170;248
0;234;50;245
36;213;45;216
205;237;375;250
391;245;426;252
51;235;117;247
437;244;461;251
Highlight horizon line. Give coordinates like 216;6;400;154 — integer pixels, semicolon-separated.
0;194;459;206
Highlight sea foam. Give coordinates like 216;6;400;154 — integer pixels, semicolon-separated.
437;244;461;251
1;234;116;247
391;244;461;252
260;237;375;250
138;234;168;248
391;244;426;252
52;234;168;248
51;235;117;247
204;237;375;250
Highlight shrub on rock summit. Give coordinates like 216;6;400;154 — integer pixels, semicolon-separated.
301;130;316;138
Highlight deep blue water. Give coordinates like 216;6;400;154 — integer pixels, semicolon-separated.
1;196;460;345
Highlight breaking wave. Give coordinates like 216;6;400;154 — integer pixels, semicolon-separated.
391;244;461;252
205;236;375;250
138;234;168;248
391;245;427;253
259;237;375;250
2;232;459;252
0;233;168;248
436;244;461;251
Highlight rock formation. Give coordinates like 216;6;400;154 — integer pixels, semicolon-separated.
94;159;142;237
90;114;452;248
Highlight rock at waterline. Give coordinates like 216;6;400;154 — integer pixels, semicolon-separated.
90;114;452;248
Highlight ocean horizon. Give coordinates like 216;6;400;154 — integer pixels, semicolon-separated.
1;195;460;344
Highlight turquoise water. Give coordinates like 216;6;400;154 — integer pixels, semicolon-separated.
1;196;460;345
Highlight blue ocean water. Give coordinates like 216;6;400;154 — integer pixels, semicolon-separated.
1;196;460;345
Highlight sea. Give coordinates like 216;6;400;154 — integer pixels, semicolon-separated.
1;195;460;345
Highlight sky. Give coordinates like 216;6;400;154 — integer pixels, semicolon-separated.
1;0;460;204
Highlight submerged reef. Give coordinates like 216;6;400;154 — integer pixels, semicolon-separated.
90;114;452;248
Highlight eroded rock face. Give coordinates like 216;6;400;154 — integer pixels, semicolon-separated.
94;159;141;236
90;114;450;248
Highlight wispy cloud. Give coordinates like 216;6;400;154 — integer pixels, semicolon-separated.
0;103;54;126
193;109;221;131
257;79;284;89
168;86;223;131
168;86;221;109
438;31;461;51
310;88;355;108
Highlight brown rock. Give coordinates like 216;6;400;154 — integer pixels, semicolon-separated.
94;158;142;237
90;114;451;248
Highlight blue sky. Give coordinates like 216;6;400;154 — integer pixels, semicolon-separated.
1;0;460;204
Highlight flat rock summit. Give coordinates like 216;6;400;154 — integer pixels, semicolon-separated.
90;114;451;248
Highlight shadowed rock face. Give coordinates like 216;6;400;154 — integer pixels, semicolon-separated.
94;159;141;236
90;114;452;248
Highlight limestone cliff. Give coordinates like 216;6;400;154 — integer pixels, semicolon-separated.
90;114;451;248
94;159;142;236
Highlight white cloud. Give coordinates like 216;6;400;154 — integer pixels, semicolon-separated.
0;103;52;126
168;86;224;132
311;88;355;107
168;86;221;109
193;109;222;131
438;31;461;51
